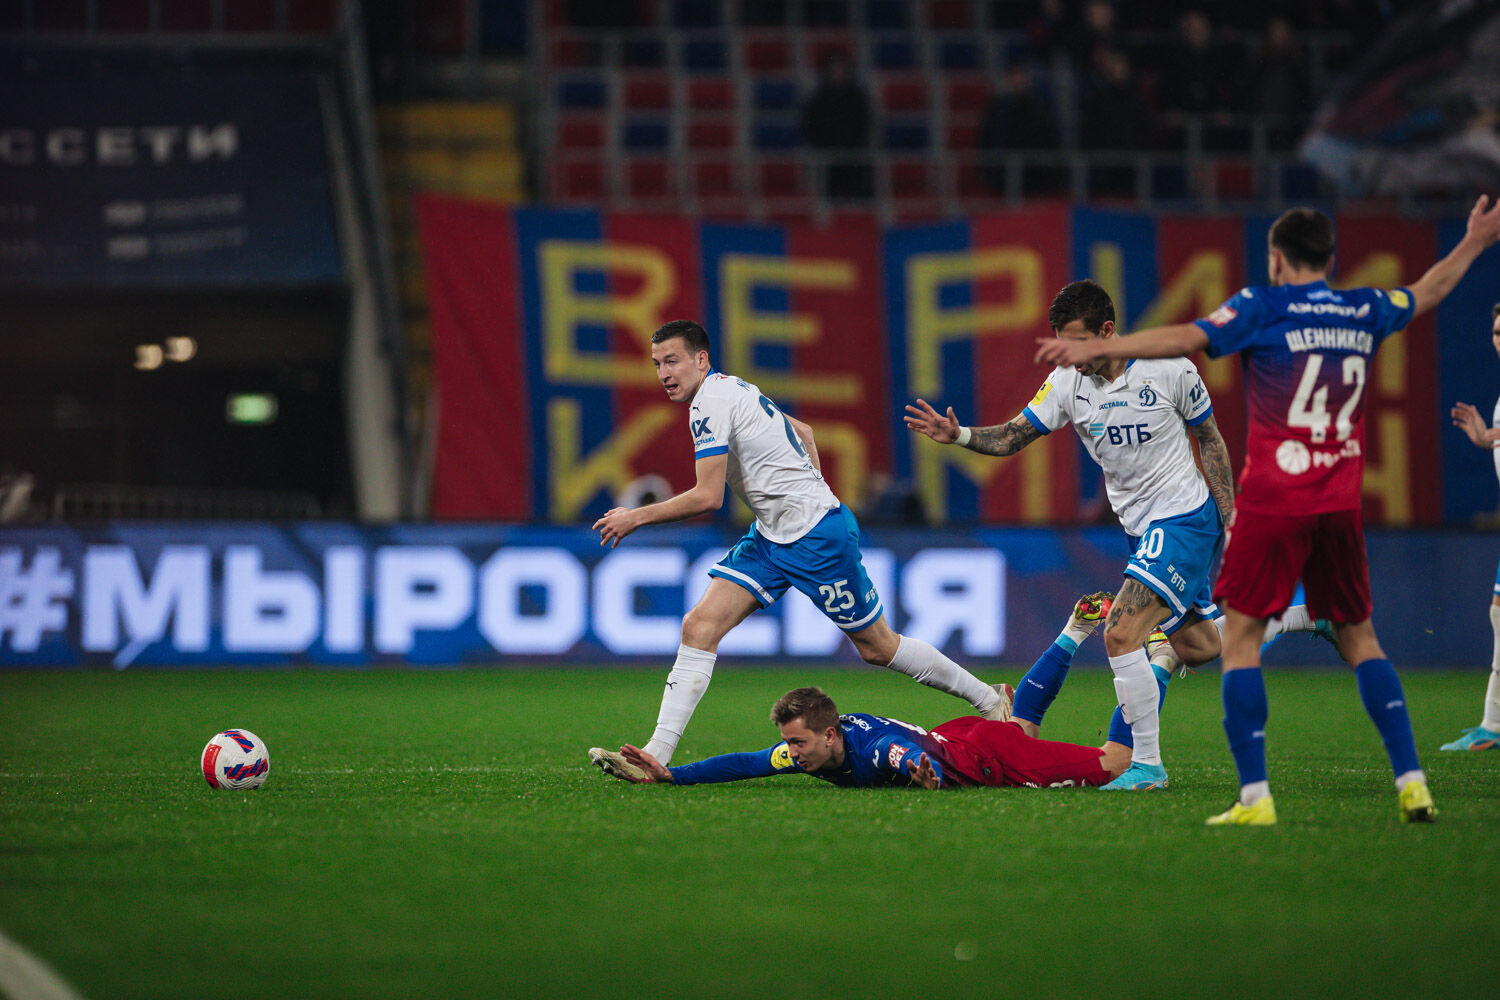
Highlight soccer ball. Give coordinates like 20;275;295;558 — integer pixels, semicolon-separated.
201;729;270;789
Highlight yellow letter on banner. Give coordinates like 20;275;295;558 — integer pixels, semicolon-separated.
1337;252;1410;521
905;247;1049;519
1129;249;1236;391
539;240;677;386
549;399;676;521
718;255;861;403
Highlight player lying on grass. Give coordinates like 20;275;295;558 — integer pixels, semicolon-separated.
591;685;1129;789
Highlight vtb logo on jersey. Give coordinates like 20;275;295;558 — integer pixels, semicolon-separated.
691;417;712;437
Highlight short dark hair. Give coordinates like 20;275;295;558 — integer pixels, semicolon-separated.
652;319;711;357
1048;279;1116;334
1269;208;1335;271
771;687;839;733
1492;302;1500;320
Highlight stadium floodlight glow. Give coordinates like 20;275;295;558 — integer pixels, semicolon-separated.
226;392;278;425
164;336;197;362
134;344;163;371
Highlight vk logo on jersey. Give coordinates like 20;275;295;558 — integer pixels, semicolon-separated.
1138;386;1158;406
691;417;712;438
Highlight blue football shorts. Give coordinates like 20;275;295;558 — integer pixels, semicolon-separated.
1124;496;1223;635
709;504;884;633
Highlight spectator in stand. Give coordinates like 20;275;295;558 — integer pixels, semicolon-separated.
1244;15;1311;151
1157;9;1244;150
1081;48;1154;197
799;50;873;201
978;62;1063;197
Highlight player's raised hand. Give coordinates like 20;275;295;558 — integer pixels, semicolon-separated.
1465;194;1500;248
592;507;638;548
903;398;961;444
619;744;672;783
906;752;941;789
1452;401;1500;448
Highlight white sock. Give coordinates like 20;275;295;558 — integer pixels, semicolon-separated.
1108;647;1161;765
1394;769;1426;792
887;634;999;714
641;644;716;765
1240;780;1271;806
1264;605;1314;642
1484;605;1500;732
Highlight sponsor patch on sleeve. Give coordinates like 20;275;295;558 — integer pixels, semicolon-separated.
1387;288;1410;310
1030;382;1052;405
887;743;909;769
1206;304;1238;327
770;743;794;770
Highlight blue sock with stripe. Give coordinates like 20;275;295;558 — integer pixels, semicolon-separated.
1222;667;1269;785
1354;658;1421;777
1012;637;1076;726
1107;664;1171;747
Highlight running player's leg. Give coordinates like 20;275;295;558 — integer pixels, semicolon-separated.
1013;590;1112;737
1308;509;1433;821
1442;565;1500;750
1206;509;1304;824
791;507;1005;718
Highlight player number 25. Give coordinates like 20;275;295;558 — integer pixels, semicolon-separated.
819;579;855;613
1288;354;1366;444
758;395;808;458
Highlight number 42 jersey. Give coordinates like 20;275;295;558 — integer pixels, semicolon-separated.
688;372;839;543
1195;280;1415;515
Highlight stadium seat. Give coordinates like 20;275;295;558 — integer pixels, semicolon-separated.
686;117;736;149
758;158;807;196
947;122;979;149
882;121;931;150
627;158;676;198
743;34;792;72
97;0;151;30
1279;163;1322;200
687;77;736;110
803;0;852;26
549;37;600;69
622;38;667;67
863;0;911;29
808;36;856;68
925;0;976;29
681;37;729;71
225;0;275;31
870;37;917;70
671;0;721;26
888;159;933;197
622;74;673;110
1212;160;1257;200
1151;163;1190;201
937;37;982;70
945;76;991;115
556;115;607;150
753;120;801;149
622;117;672;151
878;77;930;114
691;160;740;198
558;160;607;201
556;76;609;109
752;78;799;110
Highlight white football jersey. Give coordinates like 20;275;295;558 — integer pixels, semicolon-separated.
1023;358;1214;537
1491;396;1500;488
689;372;839;543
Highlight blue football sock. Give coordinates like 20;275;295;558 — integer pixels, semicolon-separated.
1222;667;1269;785
1012;637;1076;726
1106;665;1171;747
1354;658;1421;777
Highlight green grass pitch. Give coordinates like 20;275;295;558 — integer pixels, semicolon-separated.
1;665;1496;999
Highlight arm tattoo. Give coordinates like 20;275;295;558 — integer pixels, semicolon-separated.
965;417;1042;457
1190;416;1236;522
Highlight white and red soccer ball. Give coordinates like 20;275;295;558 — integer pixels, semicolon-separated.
201;729;270;789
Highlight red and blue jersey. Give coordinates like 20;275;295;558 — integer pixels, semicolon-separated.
1195;280;1415;514
667;713;950;788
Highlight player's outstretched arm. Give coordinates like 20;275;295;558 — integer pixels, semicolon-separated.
1189;414;1236;524
1408;194;1500;318
618;745;674;783
593;453;729;547
1033;323;1208;368
905;753;942;789
904;399;1042;457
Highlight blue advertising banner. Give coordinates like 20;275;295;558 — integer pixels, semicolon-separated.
0;55;342;288
0;523;1490;669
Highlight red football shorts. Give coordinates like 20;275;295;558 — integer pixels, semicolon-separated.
930;717;1110;789
1214;507;1372;623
